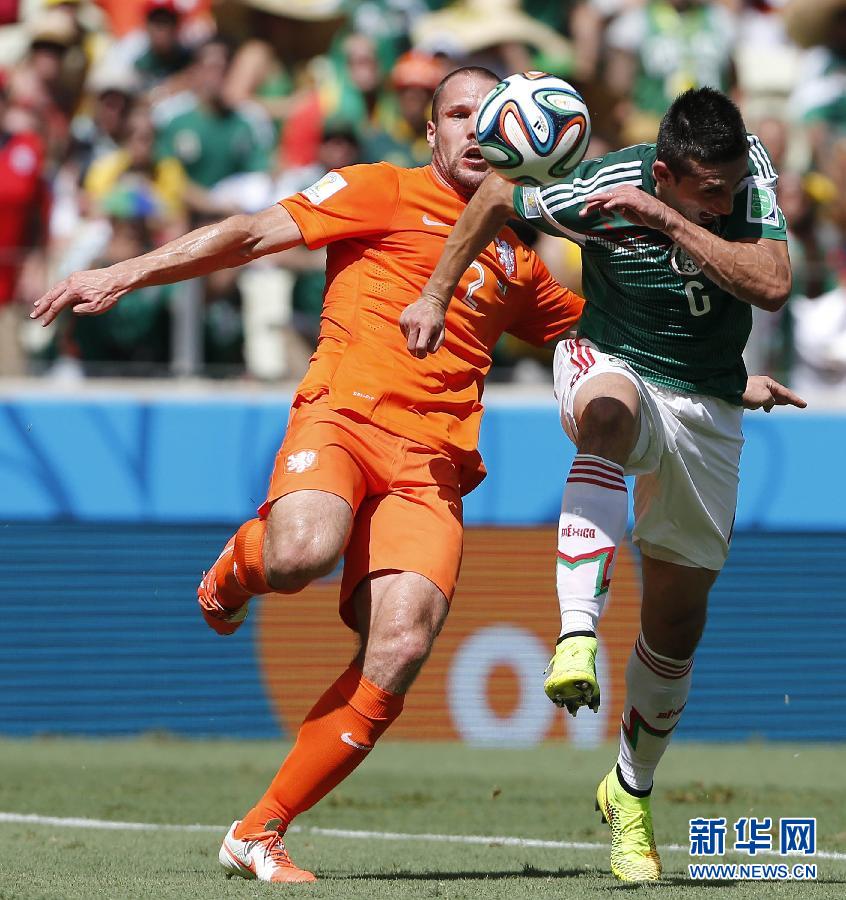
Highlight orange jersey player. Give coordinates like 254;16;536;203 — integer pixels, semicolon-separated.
31;67;583;884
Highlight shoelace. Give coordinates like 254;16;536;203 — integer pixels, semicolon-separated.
262;832;296;869
198;570;240;619
197;574;227;616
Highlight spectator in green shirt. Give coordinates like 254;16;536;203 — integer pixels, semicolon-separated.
156;37;273;207
605;0;737;144
133;0;193;93
64;187;173;376
786;0;846;167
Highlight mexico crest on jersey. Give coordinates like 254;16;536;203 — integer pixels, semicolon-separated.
670;243;702;277
494;237;516;279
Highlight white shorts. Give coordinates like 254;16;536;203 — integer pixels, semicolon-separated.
553;338;744;571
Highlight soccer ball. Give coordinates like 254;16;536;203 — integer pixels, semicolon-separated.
476;72;591;186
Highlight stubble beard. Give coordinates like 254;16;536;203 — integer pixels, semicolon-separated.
446;156;488;198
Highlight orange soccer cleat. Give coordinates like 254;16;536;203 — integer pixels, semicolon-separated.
219;821;316;883
197;538;252;636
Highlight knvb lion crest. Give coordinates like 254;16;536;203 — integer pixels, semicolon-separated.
286;449;318;474
670;243;702;277
494;236;516;279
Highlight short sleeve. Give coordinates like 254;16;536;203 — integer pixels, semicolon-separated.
508;252;584;346
279;163;400;250
723;135;788;242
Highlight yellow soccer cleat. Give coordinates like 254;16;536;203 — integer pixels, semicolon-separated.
543;635;600;716
595;767;662;882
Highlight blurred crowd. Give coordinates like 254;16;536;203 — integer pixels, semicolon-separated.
1;0;845;394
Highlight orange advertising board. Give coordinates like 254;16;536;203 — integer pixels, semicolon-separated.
259;528;641;746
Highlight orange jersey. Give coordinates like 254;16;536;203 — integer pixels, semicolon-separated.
280;162;583;488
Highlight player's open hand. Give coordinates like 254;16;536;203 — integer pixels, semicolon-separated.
400;295;447;358
30;268;126;326
581;184;672;232
742;375;807;412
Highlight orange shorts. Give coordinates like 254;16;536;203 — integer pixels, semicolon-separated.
260;397;464;629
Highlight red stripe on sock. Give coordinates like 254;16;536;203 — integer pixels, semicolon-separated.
635;640;692;680
574;455;624;477
569;465;626;485
636;635;690;672
568;474;627;493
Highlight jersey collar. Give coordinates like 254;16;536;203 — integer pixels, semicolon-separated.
641;144;658;196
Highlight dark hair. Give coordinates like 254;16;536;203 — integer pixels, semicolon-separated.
656;87;748;177
431;66;499;122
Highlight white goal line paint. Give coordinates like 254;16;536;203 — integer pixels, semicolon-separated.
2;812;844;862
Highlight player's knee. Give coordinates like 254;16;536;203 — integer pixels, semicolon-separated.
263;532;341;592
646;608;707;659
372;625;436;685
394;629;435;673
577;396;637;461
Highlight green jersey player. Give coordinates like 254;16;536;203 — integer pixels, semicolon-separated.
401;87;806;883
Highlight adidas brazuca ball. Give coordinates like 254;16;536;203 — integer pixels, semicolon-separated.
476;72;591;186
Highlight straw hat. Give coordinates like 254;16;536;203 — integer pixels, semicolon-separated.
783;0;846;49
87;63;141;96
413;0;570;60
29;9;77;46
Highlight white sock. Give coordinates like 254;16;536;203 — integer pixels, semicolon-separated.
556;454;628;637
617;633;693;793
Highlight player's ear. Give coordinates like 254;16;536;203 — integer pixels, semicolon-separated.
653;160;676;187
426;117;436;148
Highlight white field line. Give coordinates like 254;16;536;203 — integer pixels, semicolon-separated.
2;812;844;862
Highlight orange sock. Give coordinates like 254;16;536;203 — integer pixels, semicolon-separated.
212;518;270;609
235;664;404;837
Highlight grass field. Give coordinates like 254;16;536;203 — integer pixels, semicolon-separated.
1;738;844;899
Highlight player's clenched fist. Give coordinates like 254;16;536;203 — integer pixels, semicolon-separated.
31;268;127;326
399;295;447;358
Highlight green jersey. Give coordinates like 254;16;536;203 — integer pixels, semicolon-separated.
513;137;788;403
794;50;846;135
606;1;736;117
157;104;271;189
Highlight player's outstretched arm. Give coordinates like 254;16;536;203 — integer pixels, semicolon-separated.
581;185;791;311
31;205;304;326
400;174;515;358
742;375;806;412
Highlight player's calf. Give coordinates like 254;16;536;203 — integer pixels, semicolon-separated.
355;571;450;694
